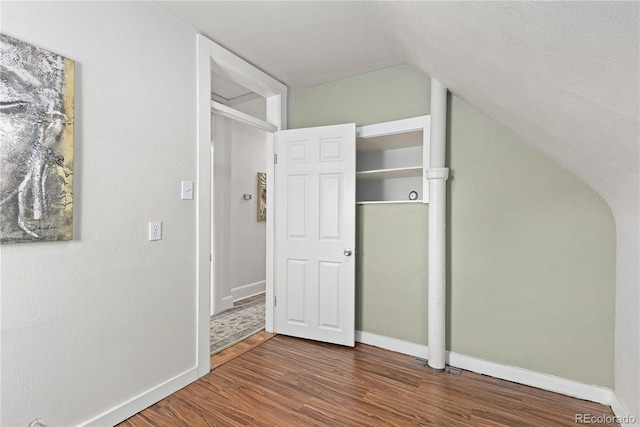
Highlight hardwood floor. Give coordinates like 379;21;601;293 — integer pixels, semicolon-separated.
119;335;616;426
233;293;265;307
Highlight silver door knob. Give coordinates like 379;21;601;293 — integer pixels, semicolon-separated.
344;249;352;256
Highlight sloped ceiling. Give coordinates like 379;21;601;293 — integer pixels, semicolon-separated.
156;1;639;215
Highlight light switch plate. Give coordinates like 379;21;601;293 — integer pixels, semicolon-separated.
181;181;193;200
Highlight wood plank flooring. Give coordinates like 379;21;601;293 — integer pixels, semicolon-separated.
119;335;616;426
233;294;265;307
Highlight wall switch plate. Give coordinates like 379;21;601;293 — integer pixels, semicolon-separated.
149;222;162;241
181;181;193;200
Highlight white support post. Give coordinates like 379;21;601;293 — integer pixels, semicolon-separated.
427;78;449;371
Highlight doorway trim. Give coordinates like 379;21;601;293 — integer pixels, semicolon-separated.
196;34;287;377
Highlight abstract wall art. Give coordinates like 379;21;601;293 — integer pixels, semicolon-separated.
257;172;266;222
0;34;75;243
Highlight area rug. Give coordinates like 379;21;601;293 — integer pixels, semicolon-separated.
210;299;265;354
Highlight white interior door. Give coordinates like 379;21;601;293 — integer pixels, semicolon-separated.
274;124;356;346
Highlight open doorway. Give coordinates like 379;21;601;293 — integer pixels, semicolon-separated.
196;34;287;376
209;95;269;354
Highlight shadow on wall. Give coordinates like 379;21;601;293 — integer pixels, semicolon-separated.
445;92;454;351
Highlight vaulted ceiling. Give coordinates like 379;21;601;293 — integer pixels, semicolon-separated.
156;1;639;217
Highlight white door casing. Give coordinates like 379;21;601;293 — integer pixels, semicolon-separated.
274;124;356;346
198;34;286;376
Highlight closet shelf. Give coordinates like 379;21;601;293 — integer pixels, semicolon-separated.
355;166;423;180
356;130;423;152
355;115;430;203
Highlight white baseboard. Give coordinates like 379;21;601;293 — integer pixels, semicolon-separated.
446;351;613;405
81;368;198;426
610;394;639;427
355;330;429;359
220;295;234;312
231;280;265;302
355;330;614;405
211;295;234;316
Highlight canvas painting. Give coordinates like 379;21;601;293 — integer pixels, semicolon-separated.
0;34;75;243
257;172;266;222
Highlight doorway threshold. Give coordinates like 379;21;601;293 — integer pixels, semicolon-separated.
210;331;277;370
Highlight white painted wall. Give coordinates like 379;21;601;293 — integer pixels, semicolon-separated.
614;207;640;420
212;114;234;314
229;103;267;301
0;2;197;425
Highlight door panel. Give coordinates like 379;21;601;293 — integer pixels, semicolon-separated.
319;174;342;240
318;261;341;330
285;259;308;325
287;175;308;238
275;124;356;346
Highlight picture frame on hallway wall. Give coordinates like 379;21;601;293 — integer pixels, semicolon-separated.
0;33;75;243
257;172;266;222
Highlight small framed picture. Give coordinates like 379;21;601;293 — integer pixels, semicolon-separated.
257;172;266;221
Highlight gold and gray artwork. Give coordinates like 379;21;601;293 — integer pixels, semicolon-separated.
0;34;75;243
257;172;266;222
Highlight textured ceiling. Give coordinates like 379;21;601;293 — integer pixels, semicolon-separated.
156;1;639;216
156;1;405;88
383;1;639;217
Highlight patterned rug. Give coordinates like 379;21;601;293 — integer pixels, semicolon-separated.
210;298;265;354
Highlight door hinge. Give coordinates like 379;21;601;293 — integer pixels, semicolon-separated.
274;154;278;164
274;296;277;307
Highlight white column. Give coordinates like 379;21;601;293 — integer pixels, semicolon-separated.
427;78;449;371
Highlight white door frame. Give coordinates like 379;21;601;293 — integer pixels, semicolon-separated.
196;34;287;376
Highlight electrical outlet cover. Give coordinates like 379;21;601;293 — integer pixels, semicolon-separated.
149;222;162;241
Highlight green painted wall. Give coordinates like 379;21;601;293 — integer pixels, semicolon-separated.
356;203;429;343
291;65;615;388
292;65;430;128
446;96;615;386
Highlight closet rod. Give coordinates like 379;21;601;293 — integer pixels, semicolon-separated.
210;100;277;133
